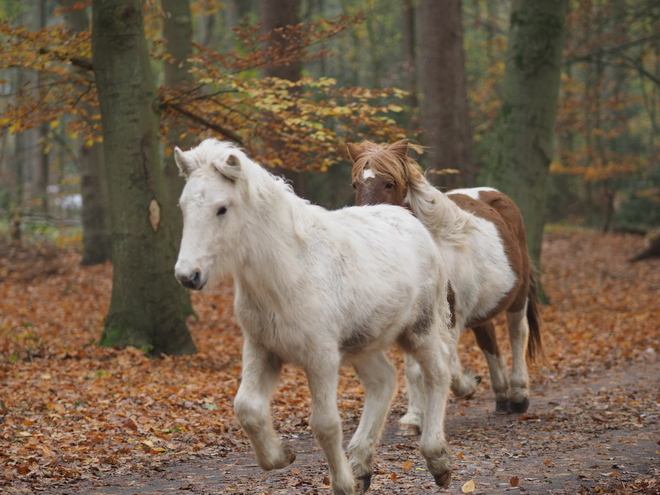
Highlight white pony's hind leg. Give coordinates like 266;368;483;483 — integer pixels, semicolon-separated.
407;329;453;487
347;351;397;492
506;303;530;413
234;339;295;471
400;355;425;433
306;355;355;495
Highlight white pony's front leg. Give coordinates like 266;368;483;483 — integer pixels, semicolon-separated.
347;351;397;492
408;332;453;488
507;304;530;413
234;339;295;471
306;355;355;495
400;354;425;433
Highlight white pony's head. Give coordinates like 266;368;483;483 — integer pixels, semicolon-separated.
173;139;247;290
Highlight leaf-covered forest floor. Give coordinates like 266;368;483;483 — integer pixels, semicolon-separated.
1;231;659;494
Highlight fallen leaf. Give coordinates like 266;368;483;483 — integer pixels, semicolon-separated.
510;476;520;487
402;461;413;472
462;480;475;493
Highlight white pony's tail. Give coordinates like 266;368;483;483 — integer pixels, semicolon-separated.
407;177;474;247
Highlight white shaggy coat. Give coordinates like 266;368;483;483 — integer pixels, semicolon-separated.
174;139;455;495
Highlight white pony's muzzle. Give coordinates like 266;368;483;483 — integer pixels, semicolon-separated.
175;260;207;290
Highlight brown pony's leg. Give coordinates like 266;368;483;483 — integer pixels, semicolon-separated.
472;321;510;412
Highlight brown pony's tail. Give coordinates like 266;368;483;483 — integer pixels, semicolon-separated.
526;271;544;365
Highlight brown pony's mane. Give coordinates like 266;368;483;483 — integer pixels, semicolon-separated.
349;139;475;246
350;140;426;192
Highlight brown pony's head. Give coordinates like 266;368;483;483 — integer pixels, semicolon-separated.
348;140;425;207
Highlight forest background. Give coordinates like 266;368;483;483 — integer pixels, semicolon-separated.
3;0;660;248
0;0;659;493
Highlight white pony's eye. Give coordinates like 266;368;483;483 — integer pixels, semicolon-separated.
217;206;227;216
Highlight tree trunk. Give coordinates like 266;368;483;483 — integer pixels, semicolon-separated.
629;235;660;262
258;0;307;198
162;0;194;243
92;0;196;356
58;0;112;265
487;0;569;277
419;0;475;190
33;0;49;216
79;143;111;265
401;0;418;128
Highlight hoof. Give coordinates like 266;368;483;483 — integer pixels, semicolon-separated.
509;398;529;414
433;470;452;488
398;423;421;436
356;474;372;493
283;444;297;465
495;400;509;413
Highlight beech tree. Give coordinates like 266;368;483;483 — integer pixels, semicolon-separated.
161;0;194;241
258;0;306;197
58;0;111;265
419;0;475;189
92;0;196;355
487;0;569;275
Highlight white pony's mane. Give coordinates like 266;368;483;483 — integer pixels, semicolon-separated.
191;139;317;240
406;174;475;247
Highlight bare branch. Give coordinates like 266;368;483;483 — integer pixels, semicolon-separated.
164;102;244;145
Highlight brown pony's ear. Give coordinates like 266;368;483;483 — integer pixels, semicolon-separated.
388;139;410;160
346;143;363;163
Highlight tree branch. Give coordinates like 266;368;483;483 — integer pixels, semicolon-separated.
565;33;660;65
38;47;93;71
164;102;244;145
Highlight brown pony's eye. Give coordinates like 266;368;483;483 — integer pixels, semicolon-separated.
351;182;357;189
385;182;394;189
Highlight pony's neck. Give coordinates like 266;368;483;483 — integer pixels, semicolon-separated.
406;177;475;245
231;163;315;303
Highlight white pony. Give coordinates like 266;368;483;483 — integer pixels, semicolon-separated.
174;139;455;495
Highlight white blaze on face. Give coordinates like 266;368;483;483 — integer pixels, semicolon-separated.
362;168;377;180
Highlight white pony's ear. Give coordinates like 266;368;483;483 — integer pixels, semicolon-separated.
213;153;242;182
174;147;199;178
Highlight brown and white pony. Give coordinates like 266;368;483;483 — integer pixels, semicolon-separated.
348;140;542;427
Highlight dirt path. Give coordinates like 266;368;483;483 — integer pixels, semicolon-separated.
27;354;658;495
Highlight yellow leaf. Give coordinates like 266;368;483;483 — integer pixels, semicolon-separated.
50;120;60;129
462;480;475;493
